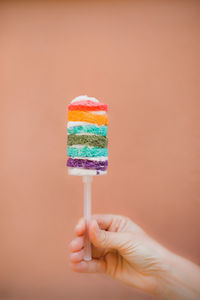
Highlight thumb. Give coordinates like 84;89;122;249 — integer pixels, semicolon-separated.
89;219;129;251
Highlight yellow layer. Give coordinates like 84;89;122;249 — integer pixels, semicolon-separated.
68;111;109;125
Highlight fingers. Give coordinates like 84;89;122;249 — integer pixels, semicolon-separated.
89;219;129;251
69;215;130;275
69;237;84;252
70;248;85;263
92;214;142;234
75;218;86;236
75;214;133;237
92;214;133;233
75;215;113;234
69;258;106;273
92;214;113;230
69;219;85;254
72;215;133;253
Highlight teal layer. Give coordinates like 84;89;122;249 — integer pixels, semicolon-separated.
67;146;108;157
67;125;107;136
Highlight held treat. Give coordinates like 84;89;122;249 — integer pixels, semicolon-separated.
67;95;108;176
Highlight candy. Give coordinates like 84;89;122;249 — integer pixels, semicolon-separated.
67;95;108;176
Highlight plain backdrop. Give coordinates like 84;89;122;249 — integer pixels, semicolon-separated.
0;0;200;299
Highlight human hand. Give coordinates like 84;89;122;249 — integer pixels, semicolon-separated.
69;214;169;296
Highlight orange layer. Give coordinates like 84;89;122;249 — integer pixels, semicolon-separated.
68;111;109;125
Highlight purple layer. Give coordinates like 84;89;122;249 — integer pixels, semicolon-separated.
67;158;108;171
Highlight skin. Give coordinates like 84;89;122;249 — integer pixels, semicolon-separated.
69;214;200;299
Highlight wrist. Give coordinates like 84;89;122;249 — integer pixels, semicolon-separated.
154;251;200;299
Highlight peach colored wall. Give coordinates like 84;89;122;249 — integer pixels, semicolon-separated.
0;1;200;299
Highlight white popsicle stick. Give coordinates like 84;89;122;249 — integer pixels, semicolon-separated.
82;175;93;261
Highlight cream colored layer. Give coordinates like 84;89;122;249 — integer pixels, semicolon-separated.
91;111;105;115
69;145;93;149
67;121;95;128
69;132;95;136
67;119;107;128
72;156;108;161
68;167;107;176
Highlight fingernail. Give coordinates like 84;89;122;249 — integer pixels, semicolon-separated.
76;218;84;230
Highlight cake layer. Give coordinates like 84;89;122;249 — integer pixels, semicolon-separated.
68;100;108;111
68;167;107;176
90;111;106;115
68;111;108;126
67;121;99;128
72;156;108;161
67;135;108;148
67;158;108;171
67;146;108;157
67;125;107;136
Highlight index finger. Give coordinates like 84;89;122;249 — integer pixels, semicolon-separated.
91;214;113;231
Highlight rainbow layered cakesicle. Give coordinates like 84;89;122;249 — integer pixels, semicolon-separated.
67;95;108;176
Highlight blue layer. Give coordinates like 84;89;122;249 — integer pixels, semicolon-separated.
67;125;107;136
67;146;108;157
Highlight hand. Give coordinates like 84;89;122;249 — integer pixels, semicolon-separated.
69;214;200;299
69;214;169;296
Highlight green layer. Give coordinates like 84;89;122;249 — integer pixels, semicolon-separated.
67;146;108;157
67;125;107;136
67;135;108;148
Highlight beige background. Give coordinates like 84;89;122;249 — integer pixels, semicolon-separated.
0;1;200;299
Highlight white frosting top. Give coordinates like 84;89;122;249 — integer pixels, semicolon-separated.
71;95;99;103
